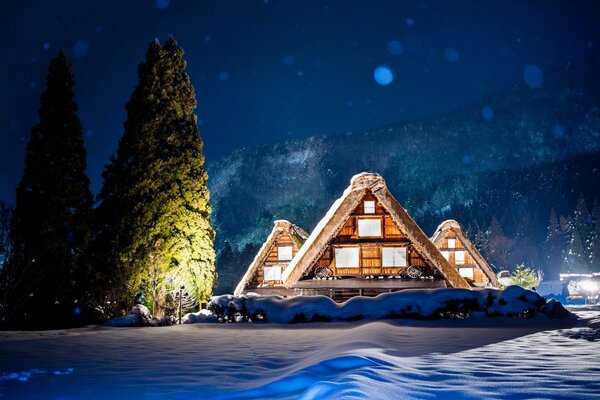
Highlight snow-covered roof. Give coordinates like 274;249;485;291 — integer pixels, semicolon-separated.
430;219;499;287
282;173;470;289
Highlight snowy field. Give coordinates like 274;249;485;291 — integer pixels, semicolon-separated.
1;310;599;400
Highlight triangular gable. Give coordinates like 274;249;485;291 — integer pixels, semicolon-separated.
234;220;308;295
282;173;470;289
431;219;499;287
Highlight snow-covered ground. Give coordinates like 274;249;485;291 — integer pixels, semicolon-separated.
0;310;599;399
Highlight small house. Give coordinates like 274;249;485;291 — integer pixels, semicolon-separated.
281;173;470;301
430;220;499;287
234;220;309;296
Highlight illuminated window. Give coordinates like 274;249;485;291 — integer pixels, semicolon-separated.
358;218;381;237
441;251;450;261
263;266;282;281
459;267;473;279
364;201;376;214
278;246;293;261
382;247;407;267
455;250;465;265
447;238;456;249
335;247;360;268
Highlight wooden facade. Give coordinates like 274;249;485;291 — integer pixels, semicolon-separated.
430;220;499;287
234;220;308;295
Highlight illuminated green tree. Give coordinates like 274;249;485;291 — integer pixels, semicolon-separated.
509;263;541;289
96;39;215;317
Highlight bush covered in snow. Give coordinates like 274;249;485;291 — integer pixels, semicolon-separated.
202;286;571;324
104;304;176;327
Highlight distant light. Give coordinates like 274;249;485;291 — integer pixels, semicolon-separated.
72;39;90;59
523;64;543;88
218;71;229;81
444;48;459;63
73;306;82;315
283;55;295;66
297;70;304;76
204;34;211;42
481;106;495;121
580;280;599;293
155;0;171;9
387;40;404;56
462;154;471;164
406;18;414;26
373;65;393;86
43;42;51;51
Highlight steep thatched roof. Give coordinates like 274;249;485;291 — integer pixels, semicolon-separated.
234;220;308;296
282;173;470;289
431;219;499;287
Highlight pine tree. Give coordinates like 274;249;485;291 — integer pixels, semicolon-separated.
589;199;600;272
509;263;541;289
96;39;215;317
562;196;592;274
1;52;93;328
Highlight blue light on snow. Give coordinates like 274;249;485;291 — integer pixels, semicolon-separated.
72;39;90;59
373;66;393;86
523;64;543;88
444;48;459;63
481;106;495;121
218;71;230;81
387;40;404;56
155;0;171;10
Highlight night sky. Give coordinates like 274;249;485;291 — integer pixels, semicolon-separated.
1;0;599;202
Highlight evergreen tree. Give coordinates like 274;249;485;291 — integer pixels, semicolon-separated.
1;52;93;328
96;39;215;317
0;201;12;269
509;263;541;289
589;199;600;272
542;209;567;278
562;196;592;274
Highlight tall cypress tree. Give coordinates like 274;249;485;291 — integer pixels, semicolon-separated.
2;52;92;328
96;39;215;317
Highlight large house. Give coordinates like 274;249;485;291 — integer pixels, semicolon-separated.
235;173;495;301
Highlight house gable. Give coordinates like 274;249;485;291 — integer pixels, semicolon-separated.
234;220;308;295
431;219;499;287
282;173;470;289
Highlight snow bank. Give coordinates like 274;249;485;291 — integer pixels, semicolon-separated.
104;304;174;327
203;286;571;324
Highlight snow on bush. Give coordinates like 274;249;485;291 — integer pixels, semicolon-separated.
201;286;571;324
104;304;175;327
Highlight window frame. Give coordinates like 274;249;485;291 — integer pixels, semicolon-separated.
335;247;360;268
363;200;376;214
382;246;407;267
277;245;293;261
357;217;382;237
447;238;456;249
454;250;465;265
263;266;282;281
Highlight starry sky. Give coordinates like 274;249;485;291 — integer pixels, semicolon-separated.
1;0;599;202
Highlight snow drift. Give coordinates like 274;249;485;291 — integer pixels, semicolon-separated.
197;286;570;324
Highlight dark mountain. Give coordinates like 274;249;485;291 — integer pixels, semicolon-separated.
208;56;600;290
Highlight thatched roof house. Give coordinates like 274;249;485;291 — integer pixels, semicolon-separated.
234;220;308;296
281;173;470;299
430;219;499;287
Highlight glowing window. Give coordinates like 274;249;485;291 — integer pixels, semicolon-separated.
335;247;360;268
441;251;450;261
358;218;381;237
278;246;293;261
447;238;456;249
382;247;407;267
364;201;376;214
455;250;465;265
263;266;282;281
459;267;474;279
